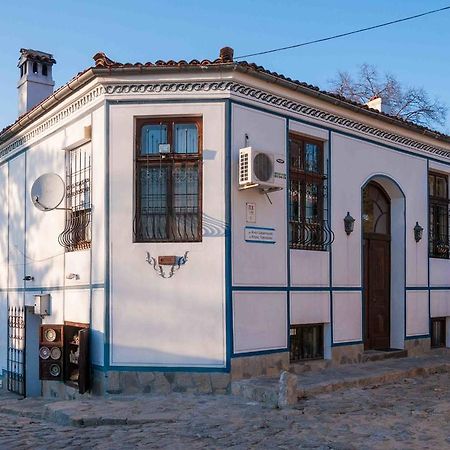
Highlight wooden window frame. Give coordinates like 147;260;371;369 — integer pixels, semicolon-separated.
289;133;329;250
428;171;449;259
134;116;203;243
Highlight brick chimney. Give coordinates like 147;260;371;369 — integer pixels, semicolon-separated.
17;49;56;116
366;96;382;112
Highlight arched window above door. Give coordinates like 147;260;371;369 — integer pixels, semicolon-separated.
362;182;390;235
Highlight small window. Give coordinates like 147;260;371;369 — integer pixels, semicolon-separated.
289;134;332;251
58;145;92;252
431;318;446;348
429;172;449;259
42;64;48;76
32;62;38;74
290;324;324;362
135;117;202;242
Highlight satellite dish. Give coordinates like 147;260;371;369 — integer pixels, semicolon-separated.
31;173;66;212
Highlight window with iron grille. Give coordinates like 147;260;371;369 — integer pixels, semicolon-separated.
290;324;324;362
58;144;91;251
134;117;202;242
288;134;333;250
429;172;449;259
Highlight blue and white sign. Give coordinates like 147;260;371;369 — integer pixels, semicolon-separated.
244;226;276;244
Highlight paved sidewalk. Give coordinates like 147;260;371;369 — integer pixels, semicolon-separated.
0;370;449;448
232;351;450;407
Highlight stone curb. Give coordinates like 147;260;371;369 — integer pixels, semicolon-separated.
294;363;450;402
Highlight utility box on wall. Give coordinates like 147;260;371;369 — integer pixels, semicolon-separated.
34;294;50;316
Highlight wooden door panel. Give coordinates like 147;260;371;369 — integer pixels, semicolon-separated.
364;238;390;350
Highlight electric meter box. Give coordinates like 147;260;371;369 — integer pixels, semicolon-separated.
34;294;51;316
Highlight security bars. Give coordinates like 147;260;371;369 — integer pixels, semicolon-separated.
58;144;92;251
134;117;202;242
289;134;334;250
429;172;449;259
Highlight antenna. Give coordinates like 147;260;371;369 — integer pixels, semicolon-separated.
30;173;68;212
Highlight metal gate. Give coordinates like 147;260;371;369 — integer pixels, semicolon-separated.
7;306;26;396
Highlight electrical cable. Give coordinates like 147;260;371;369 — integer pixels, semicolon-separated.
235;6;450;59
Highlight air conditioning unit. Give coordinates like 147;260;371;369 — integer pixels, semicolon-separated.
239;147;286;191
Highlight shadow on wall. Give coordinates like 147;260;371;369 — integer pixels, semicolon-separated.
202;213;226;238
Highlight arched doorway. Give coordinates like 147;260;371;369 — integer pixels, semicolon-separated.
362;181;391;350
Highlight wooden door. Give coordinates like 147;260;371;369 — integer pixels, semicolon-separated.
364;236;390;349
362;182;391;350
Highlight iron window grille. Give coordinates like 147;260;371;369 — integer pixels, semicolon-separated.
428;172;449;259
288;134;333;250
134;117;202;242
431;318;446;348
290;323;324;362
58;144;92;252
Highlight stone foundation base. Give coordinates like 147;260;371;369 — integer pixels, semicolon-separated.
230;352;290;380
41;370;231;399
405;338;431;357
331;344;364;365
92;370;230;396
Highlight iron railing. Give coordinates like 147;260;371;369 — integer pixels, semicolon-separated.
7;306;25;396
290;218;335;251
429;232;450;259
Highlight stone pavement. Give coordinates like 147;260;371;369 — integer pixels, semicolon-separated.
0;353;449;449
232;351;450;407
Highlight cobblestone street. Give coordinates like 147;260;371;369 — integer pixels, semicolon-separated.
0;372;449;449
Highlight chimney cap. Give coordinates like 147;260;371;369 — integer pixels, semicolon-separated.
219;47;234;63
18;48;56;66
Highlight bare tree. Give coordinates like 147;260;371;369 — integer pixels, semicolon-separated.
330;64;447;129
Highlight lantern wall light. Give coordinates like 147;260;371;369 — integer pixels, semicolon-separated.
344;212;355;236
414;222;423;243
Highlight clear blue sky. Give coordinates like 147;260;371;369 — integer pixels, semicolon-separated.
1;1;449;133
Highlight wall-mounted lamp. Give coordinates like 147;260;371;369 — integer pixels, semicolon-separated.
344;212;355;236
414;222;423;243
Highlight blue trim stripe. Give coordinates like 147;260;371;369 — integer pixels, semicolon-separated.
233;348;289;358
225;99;233;370
92;364;228;373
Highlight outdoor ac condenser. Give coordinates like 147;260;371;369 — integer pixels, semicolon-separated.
238;147;286;191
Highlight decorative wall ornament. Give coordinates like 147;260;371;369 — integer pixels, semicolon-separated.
145;251;189;279
103;81;450;160
0;85;104;162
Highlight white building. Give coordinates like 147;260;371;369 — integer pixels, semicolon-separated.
0;47;449;397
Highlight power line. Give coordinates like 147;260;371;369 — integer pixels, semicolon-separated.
235;6;450;60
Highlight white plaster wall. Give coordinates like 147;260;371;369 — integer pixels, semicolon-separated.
109;102;226;367
331;133;428;288
64;289;90;324
91;288;105;366
406;291;429;336
233;291;287;353
8;156;25;289
289;120;329;141
0;164;8;288
430;290;450;318
332;291;362;343
290;291;330;324
231;104;287;287
290;250;329;287
25;134;65;288
430;259;450;287
90;107;106;286
0;295;7;373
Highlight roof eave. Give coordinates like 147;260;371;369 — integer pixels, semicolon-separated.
233;64;450;145
0;68;96;145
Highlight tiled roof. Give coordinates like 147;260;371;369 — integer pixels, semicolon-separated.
1;47;449;145
91;48;449;141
